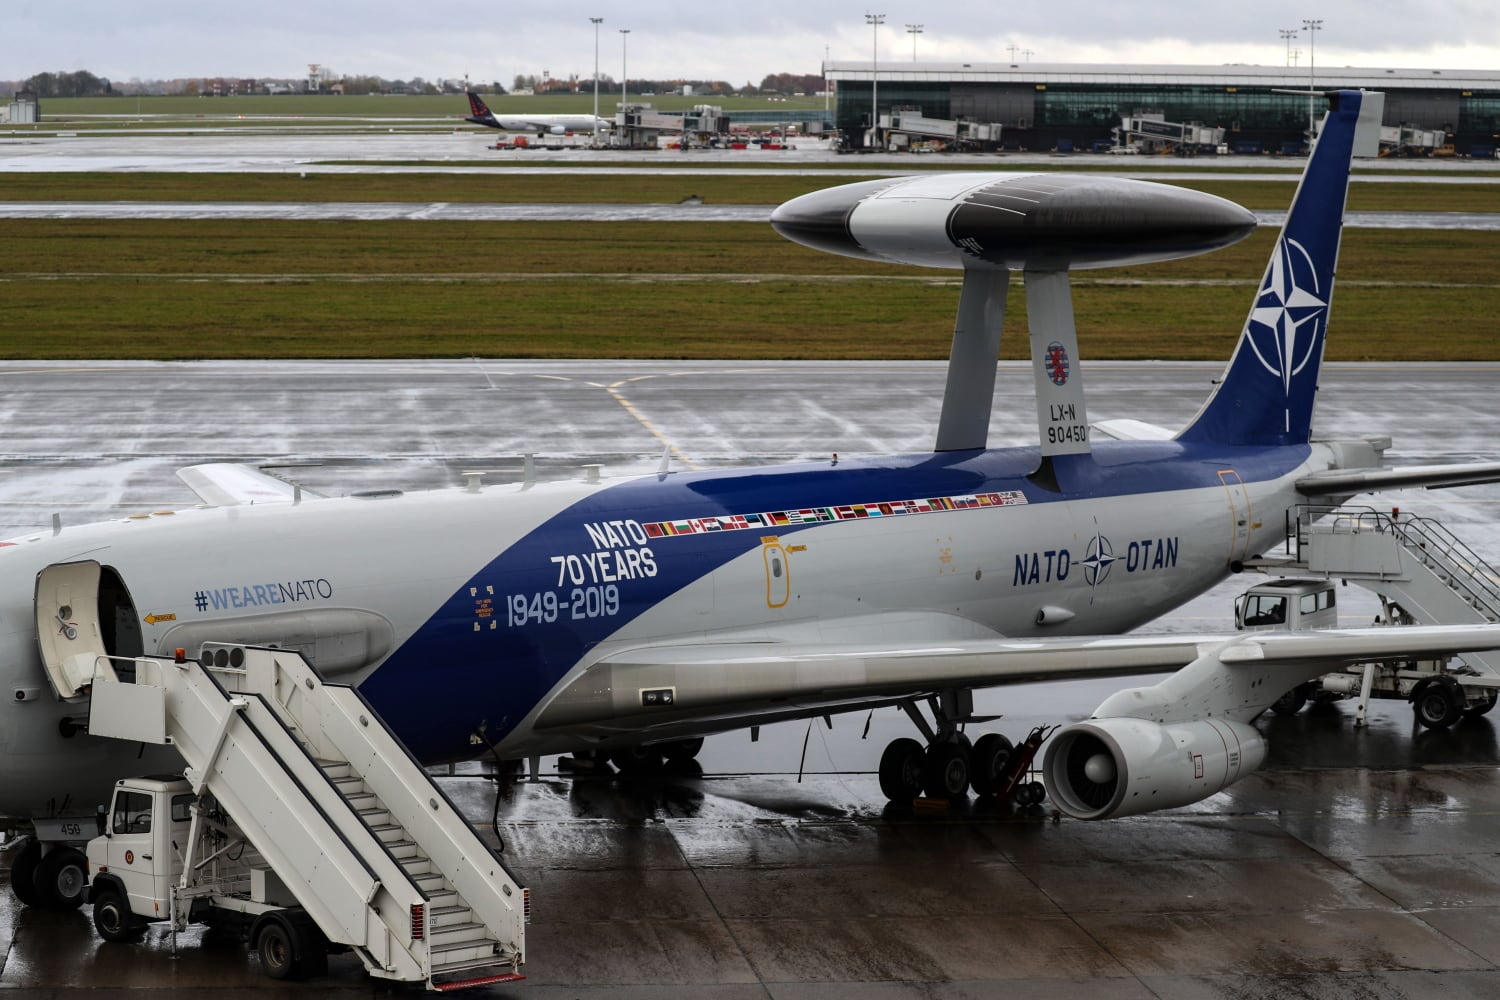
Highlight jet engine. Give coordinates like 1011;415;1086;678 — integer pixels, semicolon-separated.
545;125;566;136
1042;716;1265;820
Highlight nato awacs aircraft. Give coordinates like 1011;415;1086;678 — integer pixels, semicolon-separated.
463;90;609;136
7;89;1500;910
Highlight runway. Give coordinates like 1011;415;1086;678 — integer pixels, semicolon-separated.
3;376;1500;995
5;129;1500;182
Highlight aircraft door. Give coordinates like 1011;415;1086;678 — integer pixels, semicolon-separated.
762;539;790;609
35;561;110;699
1217;470;1253;564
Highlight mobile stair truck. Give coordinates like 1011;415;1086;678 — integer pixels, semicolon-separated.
1240;504;1500;730
47;637;528;990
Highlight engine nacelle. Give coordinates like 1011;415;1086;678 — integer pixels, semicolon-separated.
547;124;566;136
1042;717;1266;820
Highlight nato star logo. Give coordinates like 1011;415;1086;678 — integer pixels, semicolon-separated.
1081;528;1116;594
1245;236;1327;398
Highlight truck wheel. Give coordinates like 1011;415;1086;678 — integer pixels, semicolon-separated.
1413;677;1465;731
92;888;144;943
9;838;41;907
257;921;298;980
35;847;87;910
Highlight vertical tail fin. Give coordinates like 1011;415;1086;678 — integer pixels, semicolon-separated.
1178;90;1379;447
465;91;497;126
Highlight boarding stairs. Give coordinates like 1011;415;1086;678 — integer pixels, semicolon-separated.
70;641;527;991
1248;504;1500;675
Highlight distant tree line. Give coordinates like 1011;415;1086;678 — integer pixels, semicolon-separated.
4;68;824;100
757;72;825;96
18;70;114;97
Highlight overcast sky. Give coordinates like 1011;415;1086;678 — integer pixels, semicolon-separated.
15;1;1499;88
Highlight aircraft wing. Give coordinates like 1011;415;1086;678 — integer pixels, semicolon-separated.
536;622;1500;735
176;463;322;506
1297;461;1500;495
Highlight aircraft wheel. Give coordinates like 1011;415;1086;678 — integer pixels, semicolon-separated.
91;887;144;943
1413;677;1465;731
661;737;705;762
34;847;87;910
968;733;1014;797
610;745;665;774
921;741;970;800
1464;688;1498;719
1270;685;1308;716
877;738;925;801
9;838;41;907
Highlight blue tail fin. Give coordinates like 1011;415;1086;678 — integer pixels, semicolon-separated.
1178;90;1371;447
465;91;498;127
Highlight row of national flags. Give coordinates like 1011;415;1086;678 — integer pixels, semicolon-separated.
640;490;1028;539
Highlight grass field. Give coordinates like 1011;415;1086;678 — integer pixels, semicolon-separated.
2;218;1495;361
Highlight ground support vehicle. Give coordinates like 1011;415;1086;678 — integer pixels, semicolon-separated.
52;637;528;990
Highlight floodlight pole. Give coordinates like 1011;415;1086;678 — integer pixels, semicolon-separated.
1279;28;1297;67
620;29;631;107
1303;18;1322;141
865;13;884;148
906;23;922;61
591;17;603;147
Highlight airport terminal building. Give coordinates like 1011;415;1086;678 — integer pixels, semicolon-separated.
823;62;1500;154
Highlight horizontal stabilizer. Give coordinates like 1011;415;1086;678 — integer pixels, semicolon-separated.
1091;418;1175;441
177;463;321;506
1297;461;1500;495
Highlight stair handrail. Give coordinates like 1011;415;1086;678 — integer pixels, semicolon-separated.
1388;515;1500;620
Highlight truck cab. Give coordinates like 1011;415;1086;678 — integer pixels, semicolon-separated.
86;777;195;932
1235;578;1337;631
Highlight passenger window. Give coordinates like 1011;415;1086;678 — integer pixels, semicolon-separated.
1300;594;1318;614
112;791;152;835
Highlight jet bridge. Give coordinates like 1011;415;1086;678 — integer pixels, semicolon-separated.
1112;116;1226;155
39;627;527;990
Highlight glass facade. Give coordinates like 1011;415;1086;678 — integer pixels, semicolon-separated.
831;73;1500;151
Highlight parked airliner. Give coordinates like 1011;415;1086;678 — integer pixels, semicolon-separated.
7;89;1500;911
463;91;609;135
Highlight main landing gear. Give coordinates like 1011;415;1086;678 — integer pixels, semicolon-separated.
877;692;1049;806
8;838;89;910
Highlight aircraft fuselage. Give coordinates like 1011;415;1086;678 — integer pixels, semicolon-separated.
0;437;1317;817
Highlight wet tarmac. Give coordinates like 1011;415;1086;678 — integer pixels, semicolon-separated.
0;360;1499;995
9;699;1500;998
